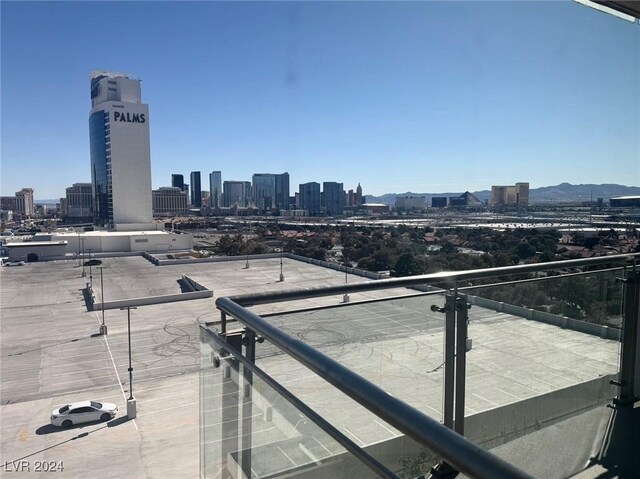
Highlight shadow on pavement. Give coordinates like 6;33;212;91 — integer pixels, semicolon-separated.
36;415;128;436
2;422;114;470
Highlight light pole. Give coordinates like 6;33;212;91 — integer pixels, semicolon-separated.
87;249;94;286
244;220;251;269
278;242;285;282
343;257;350;303
99;267;107;335
77;232;81;267
80;237;86;277
120;306;137;418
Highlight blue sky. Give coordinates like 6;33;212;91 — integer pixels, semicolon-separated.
1;1;638;199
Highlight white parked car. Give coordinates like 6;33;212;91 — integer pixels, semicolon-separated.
3;261;25;267
50;400;118;427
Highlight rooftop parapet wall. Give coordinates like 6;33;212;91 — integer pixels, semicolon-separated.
85;273;212;311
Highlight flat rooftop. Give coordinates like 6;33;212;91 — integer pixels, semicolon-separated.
0;255;411;477
0;255;621;478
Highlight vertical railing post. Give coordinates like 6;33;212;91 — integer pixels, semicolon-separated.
220;330;243;478
616;270;640;405
221;311;227;335
454;295;469;436
443;292;456;430
240;329;255;477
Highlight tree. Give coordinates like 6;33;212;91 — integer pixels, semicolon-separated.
394;253;427;277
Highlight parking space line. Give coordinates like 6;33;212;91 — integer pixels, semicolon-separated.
135;390;194;403
137;400;198;417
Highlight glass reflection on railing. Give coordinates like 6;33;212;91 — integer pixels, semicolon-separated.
458;269;623;475
201;328;414;479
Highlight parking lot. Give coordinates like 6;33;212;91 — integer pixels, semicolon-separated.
1;255;410;478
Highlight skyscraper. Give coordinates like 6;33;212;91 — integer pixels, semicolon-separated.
275;173;290;211
209;171;222;209
356;183;363;205
252;172;290;213
252;174;276;211
223;181;250;207
299;182;321;216
15;188;35;218
89;70;152;229
190;171;202;207
62;183;93;221
322;182;345;216
171;174;185;191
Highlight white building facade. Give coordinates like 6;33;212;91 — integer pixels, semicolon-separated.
89;70;153;230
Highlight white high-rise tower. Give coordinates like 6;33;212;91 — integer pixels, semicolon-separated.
89;70;153;230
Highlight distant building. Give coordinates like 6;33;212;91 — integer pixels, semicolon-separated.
299;182;321;216
15;188;35;218
432;197;447;208
223;181;251;207
1;196;18;212
252;174;276;211
190;171;202;207
361;203;390;215
171;174;185;191
152;187;188;216
251;173;289;213
275;173;290;211
61;183;92;222
323;182;345;215
396;196;426;212
356;183;363;205
209;171;222;209
610;196;640;208
491;182;529;207
89;70;153;229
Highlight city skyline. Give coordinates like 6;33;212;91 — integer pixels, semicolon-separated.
2;1;639;199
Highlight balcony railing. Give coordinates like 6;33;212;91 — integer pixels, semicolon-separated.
201;253;639;479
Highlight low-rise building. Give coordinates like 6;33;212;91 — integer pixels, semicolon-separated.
395;195;427;212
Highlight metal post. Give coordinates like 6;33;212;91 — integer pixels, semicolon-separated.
443;292;456;430
99;267;107;335
244;221;250;269
454;295;469;436
221;330;243;477
127;307;134;399
221;311;227;335
343;262;350;303
87;249;93;285
615;270;640;405
279;245;285;282
121;306;137;418
80;238;85;277
241;329;256;477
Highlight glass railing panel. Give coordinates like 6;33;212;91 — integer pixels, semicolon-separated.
201;327;428;479
459;268;624;476
259;293;448;425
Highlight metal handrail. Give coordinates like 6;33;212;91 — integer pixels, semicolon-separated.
213;254;639;479
216;297;533;479
229;253;639;306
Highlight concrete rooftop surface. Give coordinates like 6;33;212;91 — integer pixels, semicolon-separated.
0;256;411;478
0;255;625;478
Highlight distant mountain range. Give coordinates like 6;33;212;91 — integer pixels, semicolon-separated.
366;183;640;205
